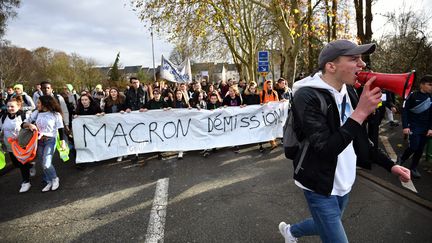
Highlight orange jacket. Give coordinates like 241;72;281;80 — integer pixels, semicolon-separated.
260;80;279;103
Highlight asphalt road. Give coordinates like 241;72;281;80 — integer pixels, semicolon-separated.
1;144;431;243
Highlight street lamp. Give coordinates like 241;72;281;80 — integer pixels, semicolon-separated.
151;24;156;83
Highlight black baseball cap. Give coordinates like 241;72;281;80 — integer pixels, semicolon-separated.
318;40;376;69
419;75;432;83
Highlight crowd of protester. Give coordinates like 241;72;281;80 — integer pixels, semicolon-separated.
0;77;292;193
4;74;429;196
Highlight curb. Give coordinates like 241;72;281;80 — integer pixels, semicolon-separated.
357;169;432;211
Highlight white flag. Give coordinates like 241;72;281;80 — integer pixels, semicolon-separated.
160;55;192;83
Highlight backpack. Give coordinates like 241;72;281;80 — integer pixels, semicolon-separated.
283;88;327;169
1;112;26;124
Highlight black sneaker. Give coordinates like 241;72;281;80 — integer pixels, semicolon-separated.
132;155;139;164
158;153;163;160
259;146;264;153
411;169;421;179
75;164;86;170
233;146;240;153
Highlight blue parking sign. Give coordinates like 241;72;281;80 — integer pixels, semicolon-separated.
258;51;269;62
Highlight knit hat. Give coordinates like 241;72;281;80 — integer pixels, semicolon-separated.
13;84;24;91
66;84;74;92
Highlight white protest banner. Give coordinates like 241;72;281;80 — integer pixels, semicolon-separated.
72;102;289;163
160;55;192;83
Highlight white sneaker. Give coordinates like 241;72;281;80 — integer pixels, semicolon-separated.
178;151;183;160
42;182;52;192
278;222;297;243
29;166;36;177
117;156;123;162
51;177;60;191
19;182;31;193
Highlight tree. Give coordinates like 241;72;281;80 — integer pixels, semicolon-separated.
0;0;20;38
373;8;431;79
109;52;121;82
0;43;104;92
169;42;193;66
353;0;373;67
250;0;327;83
131;0;276;82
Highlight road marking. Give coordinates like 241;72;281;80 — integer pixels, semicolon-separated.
145;178;170;243
380;136;418;193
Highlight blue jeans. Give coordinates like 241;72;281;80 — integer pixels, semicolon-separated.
37;137;58;183
290;190;350;243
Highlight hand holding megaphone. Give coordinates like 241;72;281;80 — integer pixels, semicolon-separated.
351;76;382;124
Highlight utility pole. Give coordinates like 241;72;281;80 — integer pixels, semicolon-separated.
151;25;156;83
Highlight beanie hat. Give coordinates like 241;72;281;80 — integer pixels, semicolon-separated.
66;84;74;92
13;84;24;91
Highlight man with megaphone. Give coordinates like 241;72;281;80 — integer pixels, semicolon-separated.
279;39;411;243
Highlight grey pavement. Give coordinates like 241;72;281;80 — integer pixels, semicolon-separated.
369;118;432;205
0;142;431;242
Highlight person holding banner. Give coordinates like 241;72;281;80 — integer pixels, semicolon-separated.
202;92;222;158
207;92;222;110
171;89;190;159
125;77;149;112
22;96;67;192
243;81;261;106
99;87;127;162
260;80;279;150
190;91;207;110
172;89;190;109
102;87;127;114
74;93;102;117
223;85;243;153
146;89;169;110
223;85;243;107
0;96;32;193
243;81;266;152
146;88;170;160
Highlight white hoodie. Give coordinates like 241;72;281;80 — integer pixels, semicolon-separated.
292;72;357;196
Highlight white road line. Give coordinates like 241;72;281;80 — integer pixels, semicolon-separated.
145;178;170;243
380;135;418;193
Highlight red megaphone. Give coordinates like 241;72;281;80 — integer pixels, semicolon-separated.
355;70;415;99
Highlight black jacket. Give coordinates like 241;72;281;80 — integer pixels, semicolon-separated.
125;86;149;111
292;86;395;196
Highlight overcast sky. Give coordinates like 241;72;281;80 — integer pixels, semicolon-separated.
4;0;431;68
4;0;173;67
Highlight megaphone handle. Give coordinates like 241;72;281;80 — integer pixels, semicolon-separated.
354;82;361;89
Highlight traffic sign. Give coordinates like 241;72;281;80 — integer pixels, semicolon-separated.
258;51;269;62
258;66;269;72
258;51;270;74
